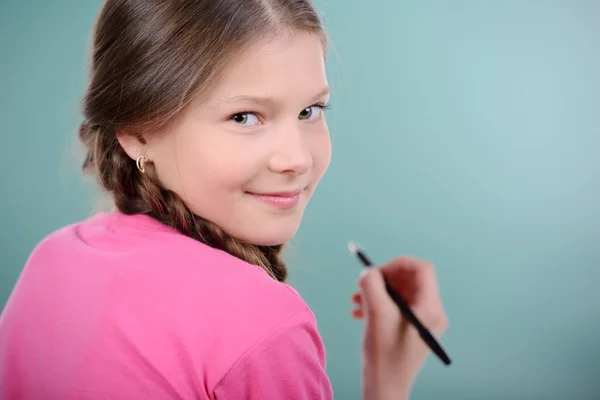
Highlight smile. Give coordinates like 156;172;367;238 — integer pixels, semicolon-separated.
246;190;303;210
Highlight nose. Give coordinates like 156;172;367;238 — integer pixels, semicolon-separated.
268;122;313;175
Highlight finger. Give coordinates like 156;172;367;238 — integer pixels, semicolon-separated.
351;292;361;305
351;308;364;319
380;256;440;303
358;268;398;318
382;257;448;333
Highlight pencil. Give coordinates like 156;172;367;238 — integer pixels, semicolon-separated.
348;241;452;366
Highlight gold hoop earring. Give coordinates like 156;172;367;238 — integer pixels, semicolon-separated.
136;155;149;174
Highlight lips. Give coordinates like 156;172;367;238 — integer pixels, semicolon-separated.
246;189;304;209
255;191;301;197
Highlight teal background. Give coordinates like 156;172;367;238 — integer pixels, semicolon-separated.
1;1;599;398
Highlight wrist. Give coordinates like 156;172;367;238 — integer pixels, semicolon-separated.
362;362;413;400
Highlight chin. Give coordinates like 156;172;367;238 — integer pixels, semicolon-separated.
234;222;301;247
245;230;298;246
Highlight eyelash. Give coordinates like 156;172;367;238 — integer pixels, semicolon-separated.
228;102;331;124
314;102;332;111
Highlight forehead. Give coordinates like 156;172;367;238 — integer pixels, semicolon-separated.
206;33;328;105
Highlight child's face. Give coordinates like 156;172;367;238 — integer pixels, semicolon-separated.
150;33;331;245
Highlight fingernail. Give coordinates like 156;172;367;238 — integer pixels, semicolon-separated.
358;268;369;279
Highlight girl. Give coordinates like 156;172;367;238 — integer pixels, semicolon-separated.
0;0;448;399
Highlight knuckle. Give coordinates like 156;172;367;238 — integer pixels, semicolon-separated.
421;260;434;271
419;305;447;333
437;312;449;333
432;310;448;334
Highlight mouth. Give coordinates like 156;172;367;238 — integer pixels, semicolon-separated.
245;188;305;209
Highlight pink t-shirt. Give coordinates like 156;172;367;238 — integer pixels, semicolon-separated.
0;212;333;399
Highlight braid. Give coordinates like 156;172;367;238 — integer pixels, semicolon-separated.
79;122;288;282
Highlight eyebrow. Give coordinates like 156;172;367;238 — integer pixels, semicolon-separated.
217;86;331;107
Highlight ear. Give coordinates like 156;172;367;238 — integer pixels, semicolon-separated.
116;131;147;161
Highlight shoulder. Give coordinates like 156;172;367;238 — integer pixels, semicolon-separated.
25;211;312;327
213;308;333;399
23;212;321;390
83;212;317;381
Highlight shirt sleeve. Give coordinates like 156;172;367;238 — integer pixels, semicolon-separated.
212;310;333;400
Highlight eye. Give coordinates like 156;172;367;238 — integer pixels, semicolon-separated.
299;104;328;121
230;112;260;126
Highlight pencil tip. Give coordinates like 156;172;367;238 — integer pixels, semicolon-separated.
347;241;358;255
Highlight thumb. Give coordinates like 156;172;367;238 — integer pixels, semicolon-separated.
358;268;396;318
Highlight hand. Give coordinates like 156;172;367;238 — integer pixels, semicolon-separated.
351;256;448;400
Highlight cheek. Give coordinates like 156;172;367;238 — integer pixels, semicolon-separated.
175;131;264;194
311;128;332;178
